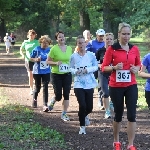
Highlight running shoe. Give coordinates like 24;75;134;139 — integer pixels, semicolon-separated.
113;142;121;150
30;90;34;95
43;106;49;112
61;113;70;121
32;99;37;108
85;116;90;126
48;97;55;111
110;100;114;111
104;110;111;119
127;145;137;150
79;126;86;134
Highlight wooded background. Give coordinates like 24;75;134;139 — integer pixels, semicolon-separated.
0;0;150;40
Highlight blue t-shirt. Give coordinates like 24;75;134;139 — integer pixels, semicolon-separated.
86;39;105;53
142;53;150;91
30;46;51;74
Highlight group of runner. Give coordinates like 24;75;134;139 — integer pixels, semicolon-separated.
3;32;16;54
19;22;150;150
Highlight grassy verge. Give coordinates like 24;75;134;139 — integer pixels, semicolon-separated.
0;89;67;150
136;44;148;110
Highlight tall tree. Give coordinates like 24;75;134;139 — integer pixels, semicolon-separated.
0;0;19;39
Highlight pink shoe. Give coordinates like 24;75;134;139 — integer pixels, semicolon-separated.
127;145;136;150
113;142;121;150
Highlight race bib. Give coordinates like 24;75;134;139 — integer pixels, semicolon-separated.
116;70;131;82
40;61;49;69
76;66;87;75
59;64;69;72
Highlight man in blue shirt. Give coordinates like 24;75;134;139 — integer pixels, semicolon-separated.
86;29;105;53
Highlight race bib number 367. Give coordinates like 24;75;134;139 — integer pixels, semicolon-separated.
116;70;131;82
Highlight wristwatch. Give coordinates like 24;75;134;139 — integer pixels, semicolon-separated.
112;66;115;71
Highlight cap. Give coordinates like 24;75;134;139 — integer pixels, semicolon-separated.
6;33;8;36
96;29;105;35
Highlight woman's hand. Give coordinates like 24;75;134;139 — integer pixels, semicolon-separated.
82;69;87;74
130;64;139;74
76;69;87;75
36;57;41;62
57;61;62;65
114;62;123;70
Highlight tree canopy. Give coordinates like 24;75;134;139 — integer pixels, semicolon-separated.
0;0;150;40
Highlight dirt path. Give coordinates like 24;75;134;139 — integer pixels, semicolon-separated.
0;47;150;150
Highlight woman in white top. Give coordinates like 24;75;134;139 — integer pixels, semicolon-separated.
70;35;98;134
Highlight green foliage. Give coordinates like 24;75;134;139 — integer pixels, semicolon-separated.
1;0;150;42
0;90;67;149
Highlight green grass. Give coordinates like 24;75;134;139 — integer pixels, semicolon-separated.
0;89;67;150
135;41;148;110
130;37;144;43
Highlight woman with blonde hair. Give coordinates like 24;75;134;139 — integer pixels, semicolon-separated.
20;29;39;95
96;33;114;119
102;23;141;150
30;35;52;111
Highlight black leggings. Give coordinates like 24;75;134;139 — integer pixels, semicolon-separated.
145;90;150;108
74;88;94;126
51;73;72;101
33;73;50;106
109;84;138;122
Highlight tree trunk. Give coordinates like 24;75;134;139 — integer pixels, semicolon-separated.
103;3;120;39
79;10;90;33
103;5;112;33
0;18;6;42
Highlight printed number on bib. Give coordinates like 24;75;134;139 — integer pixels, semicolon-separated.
40;61;49;69
59;64;69;72
116;70;131;82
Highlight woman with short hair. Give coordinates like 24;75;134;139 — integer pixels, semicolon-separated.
96;33;114;119
30;35;52;111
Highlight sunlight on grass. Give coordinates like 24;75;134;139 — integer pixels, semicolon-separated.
135;42;149;110
130;38;144;43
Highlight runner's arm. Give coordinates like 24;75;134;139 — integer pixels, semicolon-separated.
138;65;150;79
20;46;25;58
46;56;61;66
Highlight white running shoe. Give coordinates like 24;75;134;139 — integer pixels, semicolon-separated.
79;126;86;134
104;110;111;119
85;116;90;126
61;113;70;121
48;97;56;111
109;101;114;111
30;90;34;95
